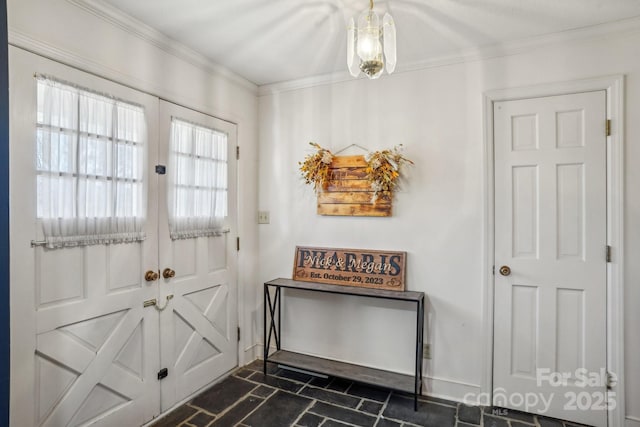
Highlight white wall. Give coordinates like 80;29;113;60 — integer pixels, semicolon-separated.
7;0;640;423
258;28;640;420
7;0;261;363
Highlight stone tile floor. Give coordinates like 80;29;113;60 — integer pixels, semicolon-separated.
150;360;594;427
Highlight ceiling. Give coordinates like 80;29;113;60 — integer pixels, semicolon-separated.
99;0;640;86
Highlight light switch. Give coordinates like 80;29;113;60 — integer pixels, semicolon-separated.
258;211;270;224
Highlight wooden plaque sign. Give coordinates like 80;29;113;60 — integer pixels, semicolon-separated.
292;246;406;291
318;155;392;217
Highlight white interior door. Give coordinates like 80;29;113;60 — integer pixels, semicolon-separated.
9;48;161;426
158;100;238;410
493;91;608;426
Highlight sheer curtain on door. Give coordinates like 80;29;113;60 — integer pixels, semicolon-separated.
36;75;146;248
167;117;228;240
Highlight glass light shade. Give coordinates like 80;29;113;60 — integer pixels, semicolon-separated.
347;18;360;77
383;13;396;73
347;5;396;79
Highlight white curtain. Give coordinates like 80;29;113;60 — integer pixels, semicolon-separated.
168;118;228;240
36;76;146;248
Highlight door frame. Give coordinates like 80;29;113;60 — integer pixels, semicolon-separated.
481;75;625;427
6;46;246;423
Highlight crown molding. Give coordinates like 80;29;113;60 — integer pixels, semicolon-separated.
9;29;252;126
49;0;640;97
8;28;145;88
66;0;258;94
258;15;640;96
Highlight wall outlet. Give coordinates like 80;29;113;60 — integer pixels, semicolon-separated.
423;344;431;359
258;211;270;224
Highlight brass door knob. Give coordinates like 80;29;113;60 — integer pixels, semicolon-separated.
499;265;511;276
145;270;159;282
162;268;176;279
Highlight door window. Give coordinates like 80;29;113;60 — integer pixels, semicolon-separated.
36;75;146;248
167;117;228;239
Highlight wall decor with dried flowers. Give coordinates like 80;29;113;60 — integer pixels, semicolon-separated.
299;142;413;217
299;142;334;191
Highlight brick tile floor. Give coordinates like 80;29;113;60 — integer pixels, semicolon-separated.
149;360;594;427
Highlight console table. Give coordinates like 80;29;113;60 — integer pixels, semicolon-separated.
263;278;425;410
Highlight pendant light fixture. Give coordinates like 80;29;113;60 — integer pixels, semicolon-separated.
347;0;396;79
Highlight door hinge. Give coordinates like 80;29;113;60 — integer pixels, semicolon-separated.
237;237;240;251
236;146;240;160
157;368;168;380
606;245;612;263
606;370;616;390
155;165;166;175
606;119;611;137
237;326;241;342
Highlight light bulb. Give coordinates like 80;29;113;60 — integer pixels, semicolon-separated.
357;30;381;60
356;10;383;78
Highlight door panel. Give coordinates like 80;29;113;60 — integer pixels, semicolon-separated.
493;91;608;426
9;47;161;426
10;48;239;426
158;101;238;410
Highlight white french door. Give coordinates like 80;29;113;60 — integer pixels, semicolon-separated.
9;47;161;427
157;101;238;411
493;91;608;426
9;47;238;426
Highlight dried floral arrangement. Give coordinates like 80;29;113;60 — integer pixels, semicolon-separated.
299;142;334;192
300;142;413;203
365;145;414;203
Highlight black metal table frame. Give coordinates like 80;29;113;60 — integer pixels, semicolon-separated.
263;279;425;410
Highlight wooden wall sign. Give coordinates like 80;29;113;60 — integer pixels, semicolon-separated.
318;155;391;217
293;246;406;291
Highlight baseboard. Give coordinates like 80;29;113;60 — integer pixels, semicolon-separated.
423;376;483;405
241;344;257;366
255;344;481;405
254;343;277;360
626;416;640;427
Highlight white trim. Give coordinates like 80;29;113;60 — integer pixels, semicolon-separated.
255;344;481;404
255;343;279;361
34;0;640;96
258;70;358;97
481;88;495;398
624;417;640;427
67;0;257;92
605;76;626;427
626;416;640;427
259;16;640;96
241;344;257;366
8;30;253;128
482;75;625;427
422;376;483;405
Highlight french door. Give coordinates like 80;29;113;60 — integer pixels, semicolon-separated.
9;47;238;426
157;100;238;411
493;91;608;426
